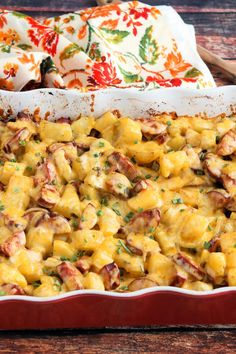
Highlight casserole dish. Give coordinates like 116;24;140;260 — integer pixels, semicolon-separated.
0;86;235;329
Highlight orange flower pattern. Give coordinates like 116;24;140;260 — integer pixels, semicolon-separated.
0;1;215;91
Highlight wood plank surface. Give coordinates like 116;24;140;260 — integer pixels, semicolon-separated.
0;328;235;353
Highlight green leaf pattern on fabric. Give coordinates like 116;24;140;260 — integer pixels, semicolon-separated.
139;26;159;65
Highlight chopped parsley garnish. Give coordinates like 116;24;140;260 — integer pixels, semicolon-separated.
153;176;159;181
71;218;79;230
15;166;20;171
152;161;160;172
119;285;129;291
117;240;133;255
98;141;105;147
208;225;213;231
0;291;6;296
112;207;121;216
167;120;172;126
204;241;211;250
0;203;5;212
100;196;108;206
123;212;134;223
53;278;61;291
148;227;155;233
13;188;20;193
194;169;204;176
117;183;123;189
10;158;16;162
216;135;221;144
70;254;78;262
35;152;41;157
0;160;4;166
149;235;155;240
32;280;41;288
97;209;103;216
93;153;99;158
199;151;207;161
130;156;136;164
179;209;185;212
60;256;70;261
19;140;26;146
137;207;144;213
234;244;236;248
172;197;183;205
26;166;33;172
200;188;204;193
145;174;151;179
134;140;138;144
35;140;40;144
81;215;86;222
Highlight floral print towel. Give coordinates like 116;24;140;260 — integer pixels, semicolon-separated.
0;1;215;91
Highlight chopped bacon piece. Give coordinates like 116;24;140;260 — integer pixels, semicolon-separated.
100;262;120;290
34;159;57;186
37;184;60;209
44;213;71;234
24;208;49;228
3;128;30;154
0;283;25;295
207;190;230;209
217;129;236;156
203;153;224;180
56;117;72;124
130;179;149;197
222;174;236;194
0;231;26;257
106;172;131;199
107;152;141;182
171;266;187;287
172;253;204;281
75;256;91;274
17;111;32;120
79;203;98;230
57;261;83;291
137;118;167;136
122;208;160;235
128;277;157;291
207;236;221;253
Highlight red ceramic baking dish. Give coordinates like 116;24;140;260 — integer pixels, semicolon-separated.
0;86;235;329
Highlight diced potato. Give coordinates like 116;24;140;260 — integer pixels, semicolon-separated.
94;112;118;133
83;272;105;291
167;136;186;150
71;230;104;251
185;129;201;147
156;231;177;256
4;175;33;217
206;252;226;278
147;252;176;285
10;249;42;282
115;117;142;146
201;130;216;149
0;263;27;288
226;248;236;268
98;207;120;236
220;232;236;252
127;141;163;164
182;281;213;291
71;116;95;137
53;184;80;218
7;120;36;135
180;213;209;248
27;227;54;256
33;275;61;297
217;119;235;135
0;162;26;185
53;240;76;258
53;149;76;182
91;237;117;269
128;188;162;211
115;252;144;276
228;268;236;286
191;117;214;132
160;151;189;178
39;121;72;142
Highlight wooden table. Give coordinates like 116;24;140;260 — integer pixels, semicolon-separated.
0;0;236;352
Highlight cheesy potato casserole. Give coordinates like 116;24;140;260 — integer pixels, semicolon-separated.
0;110;235;297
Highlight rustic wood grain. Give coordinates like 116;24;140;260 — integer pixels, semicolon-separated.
0;329;235;353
